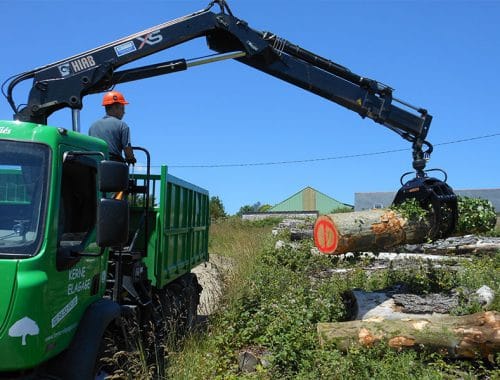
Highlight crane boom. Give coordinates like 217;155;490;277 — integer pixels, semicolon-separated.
3;0;457;237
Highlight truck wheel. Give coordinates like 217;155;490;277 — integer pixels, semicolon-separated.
155;273;202;336
42;300;122;380
178;273;202;331
93;326;118;379
94;366;111;380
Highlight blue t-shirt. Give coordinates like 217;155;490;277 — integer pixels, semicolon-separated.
88;115;131;157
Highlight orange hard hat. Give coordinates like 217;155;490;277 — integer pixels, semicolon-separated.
102;91;129;106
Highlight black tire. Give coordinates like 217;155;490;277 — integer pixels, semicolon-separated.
178;273;202;331
43;300;121;380
93;327;117;380
155;273;202;336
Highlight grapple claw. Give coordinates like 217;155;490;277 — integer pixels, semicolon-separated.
393;170;457;239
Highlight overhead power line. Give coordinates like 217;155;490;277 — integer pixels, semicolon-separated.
142;132;500;169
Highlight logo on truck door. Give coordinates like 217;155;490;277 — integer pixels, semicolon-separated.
51;296;78;328
67;266;91;295
8;317;40;346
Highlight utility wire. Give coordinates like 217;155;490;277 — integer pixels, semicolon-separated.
140;132;499;169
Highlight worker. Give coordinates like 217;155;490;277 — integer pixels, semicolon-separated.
89;91;137;164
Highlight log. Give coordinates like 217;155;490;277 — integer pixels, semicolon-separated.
345;289;459;320
423;242;500;255
346;287;494;320
313;209;430;254
317;311;500;361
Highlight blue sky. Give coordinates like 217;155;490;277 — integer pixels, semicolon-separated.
1;0;499;214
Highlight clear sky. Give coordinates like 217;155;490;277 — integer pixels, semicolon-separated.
1;0;499;214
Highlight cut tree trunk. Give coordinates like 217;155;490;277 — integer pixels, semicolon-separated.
313;209;430;254
317;311;500;362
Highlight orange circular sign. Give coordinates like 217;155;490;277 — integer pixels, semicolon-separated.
314;215;339;254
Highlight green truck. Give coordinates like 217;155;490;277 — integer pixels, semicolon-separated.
1;0;457;378
0;121;209;378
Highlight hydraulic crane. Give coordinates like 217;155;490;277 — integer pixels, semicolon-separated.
0;1;460;377
4;0;456;236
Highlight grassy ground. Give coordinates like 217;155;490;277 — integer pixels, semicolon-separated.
163;218;499;379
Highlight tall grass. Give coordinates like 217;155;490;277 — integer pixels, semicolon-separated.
167;217;275;379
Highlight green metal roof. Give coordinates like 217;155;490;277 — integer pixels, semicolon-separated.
270;187;352;214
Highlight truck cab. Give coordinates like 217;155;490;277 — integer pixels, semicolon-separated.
0;120;109;371
0;119;210;377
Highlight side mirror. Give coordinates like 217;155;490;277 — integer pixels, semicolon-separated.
99;160;129;192
96;198;129;247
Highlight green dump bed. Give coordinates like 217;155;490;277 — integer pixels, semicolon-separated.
129;166;209;289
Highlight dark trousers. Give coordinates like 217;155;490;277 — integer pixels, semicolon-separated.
109;153;125;163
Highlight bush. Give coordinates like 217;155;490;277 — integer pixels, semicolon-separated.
393;196;497;235
456;196;496;234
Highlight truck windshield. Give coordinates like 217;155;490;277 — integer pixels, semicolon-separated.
0;140;49;258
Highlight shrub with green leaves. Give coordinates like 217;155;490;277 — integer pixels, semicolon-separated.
393;196;497;235
391;198;429;222
456;196;496;234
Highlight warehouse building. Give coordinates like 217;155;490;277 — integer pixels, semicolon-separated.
355;188;500;212
270;186;352;214
242;187;352;221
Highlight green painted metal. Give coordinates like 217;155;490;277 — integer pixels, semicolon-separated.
270;190;304;212
315;189;351;214
137;166;209;288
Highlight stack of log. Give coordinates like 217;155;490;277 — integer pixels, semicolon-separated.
272;209;500;360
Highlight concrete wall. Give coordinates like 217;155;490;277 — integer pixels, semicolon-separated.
355;188;500;212
355;192;395;211
242;211;319;221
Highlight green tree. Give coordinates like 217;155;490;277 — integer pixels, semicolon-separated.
258;204;273;212
237;202;264;216
210;196;227;220
130;194;156;208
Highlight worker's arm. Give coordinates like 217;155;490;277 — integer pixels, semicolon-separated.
123;146;136;165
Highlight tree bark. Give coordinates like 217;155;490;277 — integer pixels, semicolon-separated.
344;289;460;321
423;242;500;255
313;209;430;254
317;311;499;362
